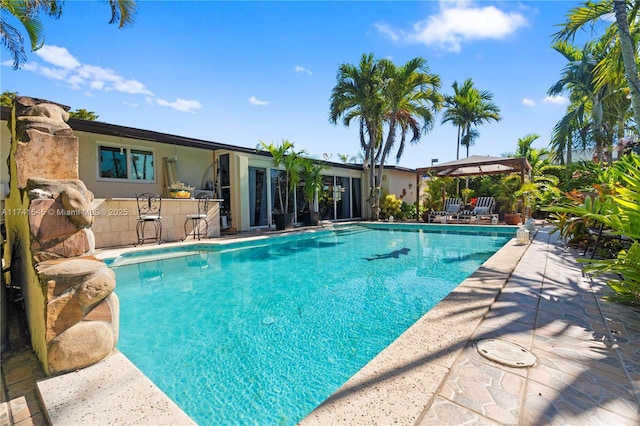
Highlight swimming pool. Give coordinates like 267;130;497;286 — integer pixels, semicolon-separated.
109;224;514;425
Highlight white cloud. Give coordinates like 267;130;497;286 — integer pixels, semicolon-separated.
376;0;528;52
543;95;569;105
522;98;536;107
112;78;153;95
37;65;70;81
295;65;313;76
156;98;202;113
35;45;80;69
8;45;155;96
374;22;401;42
0;44;212;111
249;96;269;106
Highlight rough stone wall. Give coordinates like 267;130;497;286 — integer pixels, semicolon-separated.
5;97;118;375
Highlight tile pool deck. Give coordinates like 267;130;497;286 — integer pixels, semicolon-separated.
1;223;639;425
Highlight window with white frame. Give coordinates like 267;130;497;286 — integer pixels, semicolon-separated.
98;144;155;182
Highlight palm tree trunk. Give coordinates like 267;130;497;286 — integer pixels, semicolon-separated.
614;0;640;134
456;125;461;160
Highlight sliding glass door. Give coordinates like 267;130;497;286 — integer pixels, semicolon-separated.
249;167;269;227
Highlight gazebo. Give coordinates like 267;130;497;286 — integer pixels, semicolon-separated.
416;155;531;179
415;155;532;220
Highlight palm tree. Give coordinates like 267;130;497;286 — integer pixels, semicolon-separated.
1;0;137;69
330;54;442;220
441;78;500;160
554;0;640;135
462;85;501;157
548;40;614;162
374;57;442;202
330;53;385;218
258;140;305;219
461;127;480;158
441;79;473;160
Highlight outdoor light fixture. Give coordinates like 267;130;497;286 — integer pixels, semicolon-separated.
517;226;530;244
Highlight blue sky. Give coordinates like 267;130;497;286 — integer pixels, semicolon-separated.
2;1;599;169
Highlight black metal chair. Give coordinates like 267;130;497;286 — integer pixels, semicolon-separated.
583;221;632;259
183;194;211;241
135;193;162;246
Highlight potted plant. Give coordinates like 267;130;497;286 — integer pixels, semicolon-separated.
300;158;327;226
461;188;474;209
258;139;305;230
168;181;194;199
494;174;522;225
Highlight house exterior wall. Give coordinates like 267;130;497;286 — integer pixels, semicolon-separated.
2;114;420;237
236;152;369;230
75;130;216;199
382;168;419;204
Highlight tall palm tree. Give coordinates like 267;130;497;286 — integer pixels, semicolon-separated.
1;0;137;69
462;85;501;157
548;40;614;162
330;54;442;220
375;57;442;199
554;0;640;135
330;53;385;218
441;79;474;160
441;78;500;160
461;127;479;158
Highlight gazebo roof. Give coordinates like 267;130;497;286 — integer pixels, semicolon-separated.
416;155;531;178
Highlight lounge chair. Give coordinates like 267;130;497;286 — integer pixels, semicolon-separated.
456;197;496;224
429;198;462;223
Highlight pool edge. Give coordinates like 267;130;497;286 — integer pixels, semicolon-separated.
299;234;530;425
36;223;525;425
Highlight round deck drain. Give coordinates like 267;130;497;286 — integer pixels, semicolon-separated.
475;339;537;368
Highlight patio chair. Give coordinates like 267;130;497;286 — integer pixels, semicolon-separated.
183;194;211;241
583;221;633;259
456;197;496;224
135;193;163;246
428;198;462;223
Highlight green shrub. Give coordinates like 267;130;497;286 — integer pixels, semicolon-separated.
380;193;402;219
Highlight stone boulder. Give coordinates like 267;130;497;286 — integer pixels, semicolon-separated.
38;258;118;375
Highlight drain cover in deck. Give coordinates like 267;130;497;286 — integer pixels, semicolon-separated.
475;339;537;368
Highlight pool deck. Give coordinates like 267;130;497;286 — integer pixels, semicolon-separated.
2;222;639;425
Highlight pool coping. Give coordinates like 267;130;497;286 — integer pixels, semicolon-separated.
300;233;529;424
36;224;527;425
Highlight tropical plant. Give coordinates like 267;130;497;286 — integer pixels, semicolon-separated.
1;90;18;106
545;152;640;304
258;139;305;216
330;53;442;221
422;176;456;211
441;78;501;160
554;0;640;135
398;200;417;220
493;174;522;214
461;188;474;205
547;39;614;163
300;158;327;215
69;109;99;121
1;0;137;69
329;53;385;219
374;57;443;202
379;193;402;219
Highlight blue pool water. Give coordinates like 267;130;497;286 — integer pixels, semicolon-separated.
110;225;512;425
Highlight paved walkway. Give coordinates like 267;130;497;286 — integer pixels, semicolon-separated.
420;226;640;424
1;224;639;425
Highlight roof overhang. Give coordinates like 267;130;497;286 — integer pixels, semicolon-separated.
416;155;531;178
